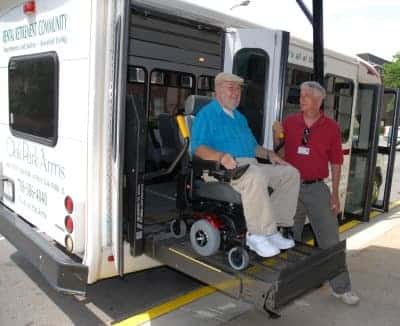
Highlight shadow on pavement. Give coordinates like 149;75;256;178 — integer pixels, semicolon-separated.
6;251;200;325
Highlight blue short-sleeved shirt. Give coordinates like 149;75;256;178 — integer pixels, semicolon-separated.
190;99;257;158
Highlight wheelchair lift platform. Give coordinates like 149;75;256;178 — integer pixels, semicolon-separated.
145;236;346;315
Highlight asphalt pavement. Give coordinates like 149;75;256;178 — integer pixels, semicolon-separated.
1;207;400;326
140;206;400;326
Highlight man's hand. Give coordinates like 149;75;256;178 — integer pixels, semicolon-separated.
330;193;340;216
268;151;289;165
272;121;284;138
220;153;237;170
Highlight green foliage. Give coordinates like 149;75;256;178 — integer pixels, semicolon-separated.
383;53;400;88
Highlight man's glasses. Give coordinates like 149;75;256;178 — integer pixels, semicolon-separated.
302;127;311;146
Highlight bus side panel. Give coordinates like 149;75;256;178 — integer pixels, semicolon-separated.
0;0;93;255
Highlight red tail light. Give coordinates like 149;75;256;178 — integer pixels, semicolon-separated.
23;1;36;15
64;196;74;214
65;215;74;233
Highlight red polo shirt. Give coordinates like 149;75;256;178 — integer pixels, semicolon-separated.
283;112;343;181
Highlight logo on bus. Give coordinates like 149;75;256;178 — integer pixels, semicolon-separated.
7;137;65;179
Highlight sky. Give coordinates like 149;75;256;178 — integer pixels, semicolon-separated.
183;0;400;61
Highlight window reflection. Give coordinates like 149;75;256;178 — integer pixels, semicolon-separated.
9;52;59;146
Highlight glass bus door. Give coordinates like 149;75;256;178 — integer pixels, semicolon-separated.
344;84;382;221
373;89;400;212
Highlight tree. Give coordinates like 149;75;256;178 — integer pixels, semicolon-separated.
383;53;400;88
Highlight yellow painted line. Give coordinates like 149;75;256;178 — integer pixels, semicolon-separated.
113;286;216;326
389;199;400;210
168;247;222;273
339;219;361;233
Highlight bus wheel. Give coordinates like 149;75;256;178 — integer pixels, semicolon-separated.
170;219;187;239
190;219;221;256
228;246;249;271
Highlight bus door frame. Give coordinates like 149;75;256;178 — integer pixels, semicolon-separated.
344;84;382;222
372;88;400;212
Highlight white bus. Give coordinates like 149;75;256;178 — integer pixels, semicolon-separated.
0;0;398;314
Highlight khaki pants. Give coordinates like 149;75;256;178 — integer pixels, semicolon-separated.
230;158;300;235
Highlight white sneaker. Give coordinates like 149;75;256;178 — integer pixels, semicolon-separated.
246;233;280;257
266;232;295;250
332;290;360;305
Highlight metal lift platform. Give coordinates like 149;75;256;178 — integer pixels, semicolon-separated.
145;235;346;315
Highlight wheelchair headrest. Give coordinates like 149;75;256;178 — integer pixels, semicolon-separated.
184;95;213;116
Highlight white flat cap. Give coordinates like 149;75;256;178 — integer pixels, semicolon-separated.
215;72;244;85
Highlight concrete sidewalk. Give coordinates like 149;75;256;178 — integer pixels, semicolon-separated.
145;207;400;326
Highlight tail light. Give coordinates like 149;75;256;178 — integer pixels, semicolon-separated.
64;215;74;233
23;1;36;15
64;196;74;214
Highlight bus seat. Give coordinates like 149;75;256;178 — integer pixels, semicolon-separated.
158;113;181;163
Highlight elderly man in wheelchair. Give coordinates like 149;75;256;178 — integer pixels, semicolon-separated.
189;72;300;262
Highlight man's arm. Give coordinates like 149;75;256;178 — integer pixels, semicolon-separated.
255;145;288;165
195;145;237;170
330;164;341;215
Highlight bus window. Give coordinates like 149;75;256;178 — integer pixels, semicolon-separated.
149;70;195;118
127;66;147;109
282;66;313;119
233;48;269;143
9;52;59;147
324;76;354;142
197;75;214;97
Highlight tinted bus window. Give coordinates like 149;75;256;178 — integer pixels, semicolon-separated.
325;75;354;142
233;48;269;143
197;75;214;97
9;52;59;147
282;66;313;119
149;70;195;118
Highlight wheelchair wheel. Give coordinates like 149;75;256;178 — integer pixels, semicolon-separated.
170;219;187;239
190;219;221;256
227;246;249;271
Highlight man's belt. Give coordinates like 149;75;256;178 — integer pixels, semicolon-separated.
301;178;323;184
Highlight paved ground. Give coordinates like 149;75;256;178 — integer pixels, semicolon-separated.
0;243;200;326
143;207;400;326
1;208;400;326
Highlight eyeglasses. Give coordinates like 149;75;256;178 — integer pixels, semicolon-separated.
302;127;311;146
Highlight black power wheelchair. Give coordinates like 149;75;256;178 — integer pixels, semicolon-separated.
167;94;270;271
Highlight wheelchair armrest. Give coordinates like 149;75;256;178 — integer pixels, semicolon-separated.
192;156;221;171
256;157;272;164
192;156;249;182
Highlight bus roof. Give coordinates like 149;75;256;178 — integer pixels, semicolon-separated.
131;0;261;29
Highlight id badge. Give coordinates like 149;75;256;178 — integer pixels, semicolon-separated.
297;146;310;155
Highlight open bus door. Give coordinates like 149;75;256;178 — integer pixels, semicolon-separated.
111;0;130;276
344;84;382;221
224;28;289;146
373;89;400;212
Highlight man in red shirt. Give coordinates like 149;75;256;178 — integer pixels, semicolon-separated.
274;81;360;305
